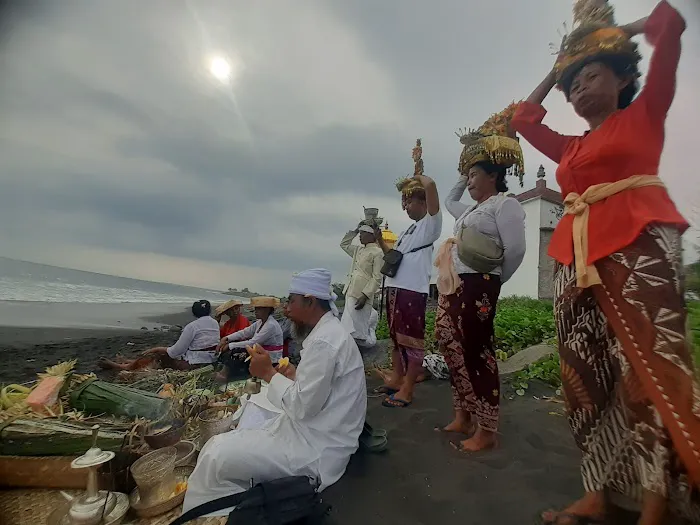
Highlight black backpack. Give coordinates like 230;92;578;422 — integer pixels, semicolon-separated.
170;476;331;525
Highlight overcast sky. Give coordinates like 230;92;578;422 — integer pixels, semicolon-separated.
0;0;698;294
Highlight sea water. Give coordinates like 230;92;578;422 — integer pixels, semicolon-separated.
0;257;234;304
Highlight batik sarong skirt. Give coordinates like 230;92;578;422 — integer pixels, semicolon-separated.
435;273;502;432
386;286;428;371
555;225;700;520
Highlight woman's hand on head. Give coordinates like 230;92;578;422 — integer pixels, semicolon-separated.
619;17;648;38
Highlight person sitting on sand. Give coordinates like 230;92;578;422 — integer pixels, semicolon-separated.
214;299;250;339
181;268;366;517
99;300;220;371
217;296;284;372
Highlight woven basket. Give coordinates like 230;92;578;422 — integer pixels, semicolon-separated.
197;407;235;448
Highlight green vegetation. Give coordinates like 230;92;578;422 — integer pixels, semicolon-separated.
492;297;556;356
689;301;700;366
376;296;700;392
376;296;556;356
511;354;562;394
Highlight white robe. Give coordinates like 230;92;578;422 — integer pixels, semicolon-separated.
183;312;367;516
345;307;378;348
340;297;373;343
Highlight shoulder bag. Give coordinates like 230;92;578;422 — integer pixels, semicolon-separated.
380;243;433;278
455;203;504;274
170;476;330;525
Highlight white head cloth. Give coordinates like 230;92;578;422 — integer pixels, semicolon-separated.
358;225;374;234
289;268;339;317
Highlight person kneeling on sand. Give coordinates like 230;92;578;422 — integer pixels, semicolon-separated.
182;268;367;516
99;300;220;371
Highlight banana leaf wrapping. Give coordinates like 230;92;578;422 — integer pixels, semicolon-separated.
0;418;132;456
69;379;172;420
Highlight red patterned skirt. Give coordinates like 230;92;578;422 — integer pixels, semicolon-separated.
556;225;700;520
435;273;502;432
386;287;428;370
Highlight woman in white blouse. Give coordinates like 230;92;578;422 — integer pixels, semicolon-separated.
99;300;220;371
434;106;526;453
216;296;284;380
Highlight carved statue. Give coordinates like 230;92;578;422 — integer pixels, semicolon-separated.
412;138;424;178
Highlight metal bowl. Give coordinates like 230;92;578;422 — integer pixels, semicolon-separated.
144;419;186;449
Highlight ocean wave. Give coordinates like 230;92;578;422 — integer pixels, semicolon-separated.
0;278;227;304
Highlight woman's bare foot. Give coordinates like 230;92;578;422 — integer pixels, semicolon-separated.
437;419;475;434
374;368;402;389
541;491;605;524
98;357;123;370
454;427;498;452
436;410;475;434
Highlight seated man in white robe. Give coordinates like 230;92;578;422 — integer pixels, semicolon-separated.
183;268;368;516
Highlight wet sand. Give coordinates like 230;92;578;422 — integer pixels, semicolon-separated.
0;306;195;384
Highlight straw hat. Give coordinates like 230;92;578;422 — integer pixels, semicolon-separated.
215;299;243;316
250;296;281;308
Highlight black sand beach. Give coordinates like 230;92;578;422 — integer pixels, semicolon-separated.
0;308;194;384
0;311;654;524
323;378;647;525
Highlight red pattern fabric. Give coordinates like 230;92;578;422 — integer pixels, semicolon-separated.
435;273;502;432
386;286;428;369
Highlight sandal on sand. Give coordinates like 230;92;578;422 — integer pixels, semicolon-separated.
363;422;387;438
541;511;605;525
373;385;398;395
382;394;411;408
359;433;388;453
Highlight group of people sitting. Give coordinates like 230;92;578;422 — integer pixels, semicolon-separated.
99;295;298;380
100;268;372;518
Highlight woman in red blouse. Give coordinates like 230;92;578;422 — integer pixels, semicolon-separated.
215;299;250;338
512;2;698;524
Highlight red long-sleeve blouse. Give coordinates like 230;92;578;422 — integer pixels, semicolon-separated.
511;0;688;267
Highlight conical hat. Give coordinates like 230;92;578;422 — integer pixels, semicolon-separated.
215;299;243;316
250;296;281;308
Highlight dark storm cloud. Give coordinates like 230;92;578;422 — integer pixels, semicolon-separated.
0;0;697;292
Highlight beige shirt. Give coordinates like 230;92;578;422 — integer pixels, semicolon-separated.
340;231;384;300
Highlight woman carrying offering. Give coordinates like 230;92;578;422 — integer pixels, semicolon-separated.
511;1;698;523
434;104;526;452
